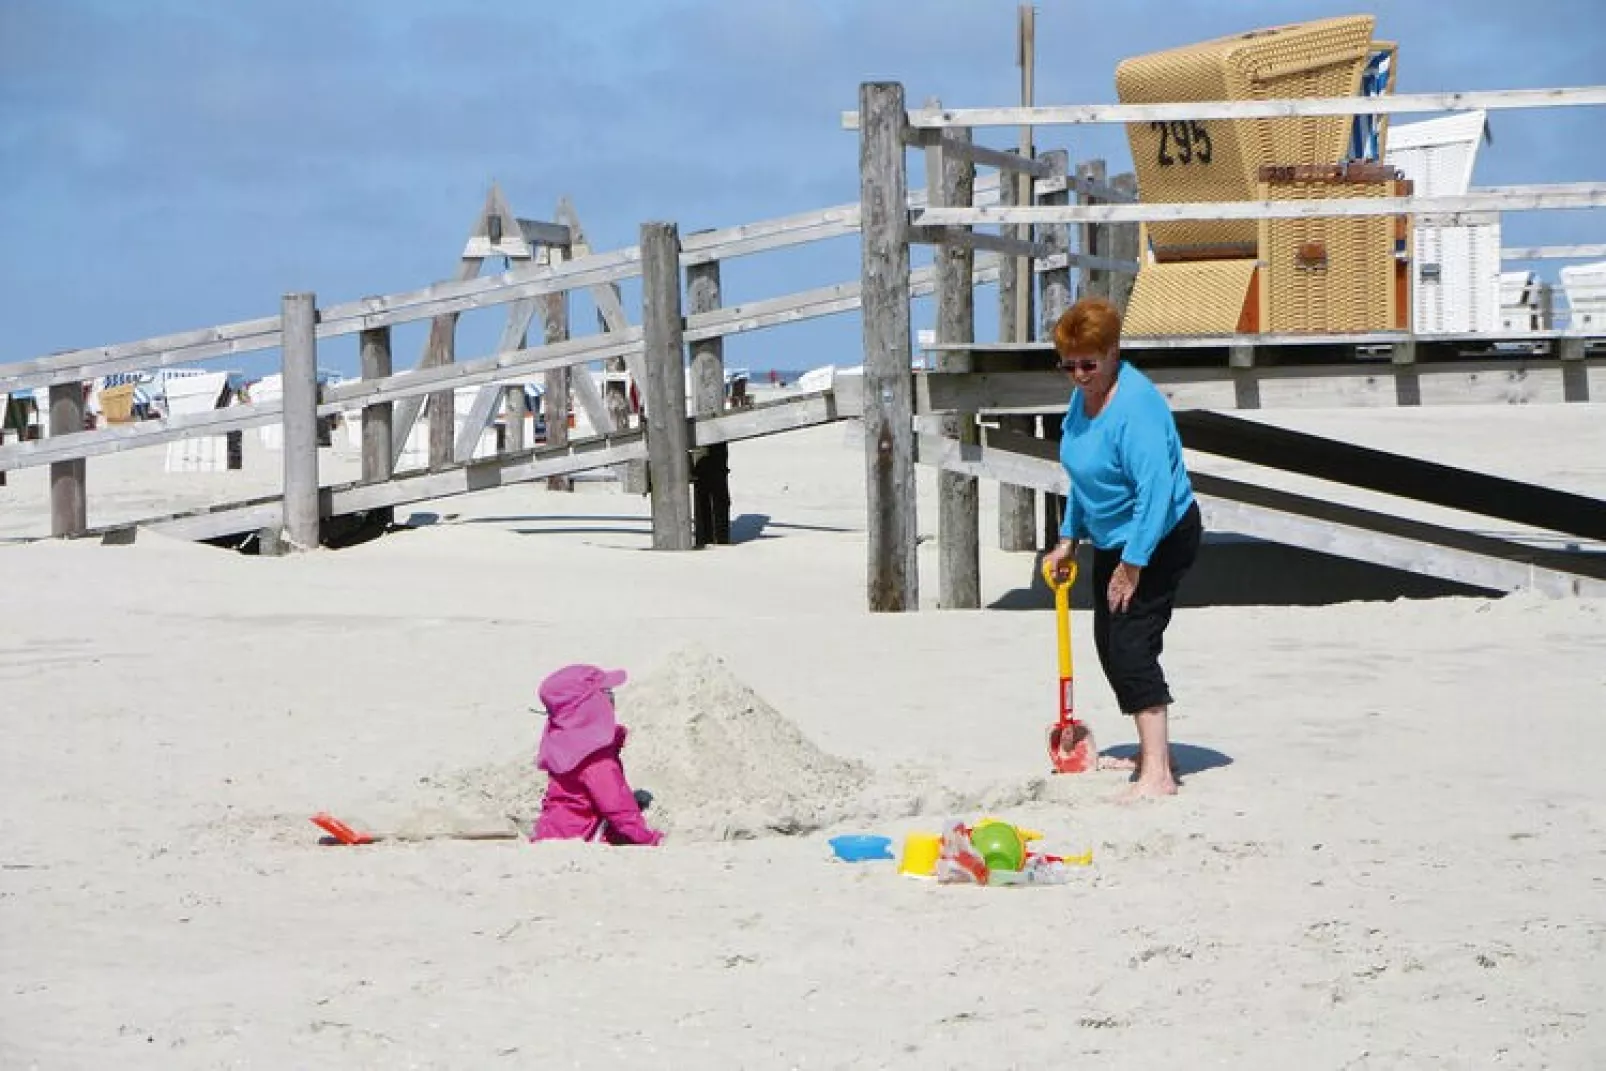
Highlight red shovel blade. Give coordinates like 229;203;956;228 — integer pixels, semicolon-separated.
311;812;375;845
1048;719;1098;775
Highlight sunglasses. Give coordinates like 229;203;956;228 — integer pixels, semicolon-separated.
1058;358;1102;374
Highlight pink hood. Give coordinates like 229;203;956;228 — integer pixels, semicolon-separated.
536;664;629;775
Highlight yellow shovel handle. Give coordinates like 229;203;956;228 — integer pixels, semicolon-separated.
1041;557;1076;680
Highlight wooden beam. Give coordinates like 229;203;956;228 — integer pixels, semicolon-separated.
279;292;321;552
539;246;572;490
860;80;918;612
842;85;1606;128
916;184;1606;227
640;221;694;551
910;225;1052;259
907;129;1053;177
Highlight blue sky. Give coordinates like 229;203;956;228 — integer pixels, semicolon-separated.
2;0;1602;382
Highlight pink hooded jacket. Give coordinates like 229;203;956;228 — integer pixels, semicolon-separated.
531;664;663;846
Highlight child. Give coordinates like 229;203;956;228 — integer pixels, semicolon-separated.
531;663;663;846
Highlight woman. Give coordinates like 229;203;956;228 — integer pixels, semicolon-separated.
1042;297;1203;799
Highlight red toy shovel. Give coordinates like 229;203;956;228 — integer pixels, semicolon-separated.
1042;557;1097;774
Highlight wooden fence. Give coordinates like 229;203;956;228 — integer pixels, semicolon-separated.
852;80;1606;612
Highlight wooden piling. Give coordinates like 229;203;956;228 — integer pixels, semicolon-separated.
859;81;918;612
1077;159;1111;301
280;292;321;552
639;222;695;550
541;249;573;491
1109;172;1140;312
48;381;86;537
930;124;979;608
997;145;1037;552
687;255;731;546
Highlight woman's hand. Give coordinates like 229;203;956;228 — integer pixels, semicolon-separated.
1108;562;1142;613
1045;538;1077;582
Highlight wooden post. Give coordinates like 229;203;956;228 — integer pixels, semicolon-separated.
997;144;1037;552
280;292;321;552
1109;172;1140;312
859;81;917;612
360;324;394;484
640;221;695;551
426;315;456;471
687;254;731;546
541;248;573;491
1039;150;1072;550
930;123;979;609
48;381;86;537
1077;159;1110;300
359;322;395;529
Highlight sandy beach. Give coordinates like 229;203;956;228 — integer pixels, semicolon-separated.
3;405;1605;1068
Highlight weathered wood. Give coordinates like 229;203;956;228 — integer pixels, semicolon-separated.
929;121;980;609
1031;251;1142;275
915;184;1606;227
909;225;1051;259
359;324;394;484
48;381;86;537
639;222;695;551
997;140;1038;553
860;81;918;612
1109;173;1140;311
843;85;1606;129
540;247;572;491
280;292;321;552
456;297;541;462
1076;159;1110;302
686;255;729;546
1037;151;1072;336
907;130;1052;178
426;317;457;471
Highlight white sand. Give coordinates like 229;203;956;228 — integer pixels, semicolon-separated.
2;405;1604;1067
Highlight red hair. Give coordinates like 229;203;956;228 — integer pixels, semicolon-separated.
1053;297;1122;357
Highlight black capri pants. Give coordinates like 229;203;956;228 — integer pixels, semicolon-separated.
1091;501;1202;714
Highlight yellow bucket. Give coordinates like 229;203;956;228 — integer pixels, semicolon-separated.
898;832;942;878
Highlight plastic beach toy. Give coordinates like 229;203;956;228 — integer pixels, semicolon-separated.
898;832;942;877
968;821;1026;872
828;834;894;862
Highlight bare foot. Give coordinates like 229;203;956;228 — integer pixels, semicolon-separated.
1117;775;1179;802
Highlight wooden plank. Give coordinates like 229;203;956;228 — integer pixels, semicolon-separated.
693;392;838;445
1037;151;1072;336
917;435;1606;596
910;224;1051;259
908;129;1053;178
1034;172;1139;203
931;121;981;610
843;85;1606;128
454;296;542;463
860;81;919;612
686;255;727;547
640;221;694;551
916;184;1606;227
48;381;87;537
280;292;321;552
1032;251;1142;274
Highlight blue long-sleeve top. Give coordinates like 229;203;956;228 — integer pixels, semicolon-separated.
1057;362;1196;567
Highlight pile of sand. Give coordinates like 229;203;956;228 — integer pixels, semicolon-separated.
429;646;874;841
